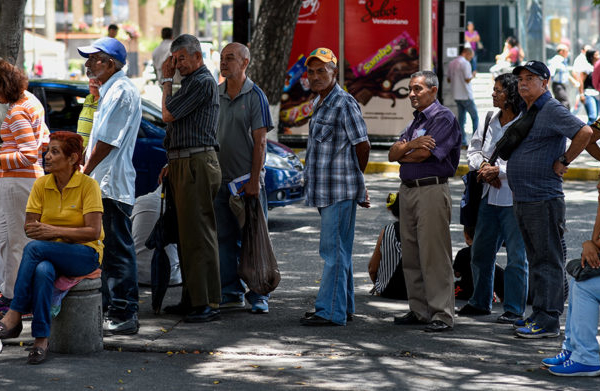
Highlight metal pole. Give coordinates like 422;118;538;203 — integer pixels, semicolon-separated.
419;0;432;71
338;0;344;87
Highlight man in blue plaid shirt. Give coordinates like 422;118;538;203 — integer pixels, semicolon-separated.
300;48;371;327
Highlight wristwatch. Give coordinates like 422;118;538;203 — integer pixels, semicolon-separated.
161;77;174;84
558;155;570;166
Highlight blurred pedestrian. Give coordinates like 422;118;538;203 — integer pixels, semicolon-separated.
0;59;50;316
152;27;174;84
300;48;370;326
159;34;222;323
78;37;141;335
76;77;101;148
464;21;481;72
458;73;528;324
574;49;600;125
509;61;592;338
389;71;461;332
548;44;576;109
214;43;273;314
447;46;478;148
107;24;118;39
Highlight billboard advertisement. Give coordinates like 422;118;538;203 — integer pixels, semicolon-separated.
280;0;437;140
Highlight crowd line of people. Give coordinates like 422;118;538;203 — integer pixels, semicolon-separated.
0;35;599;377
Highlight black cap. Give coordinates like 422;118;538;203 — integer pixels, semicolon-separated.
512;60;550;80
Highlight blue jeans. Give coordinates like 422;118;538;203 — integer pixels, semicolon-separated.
562;277;600;366
583;95;599;125
455;99;479;146
101;198;139;320
214;182;269;305
468;197;528;314
10;241;99;337
314;200;357;326
514;198;565;332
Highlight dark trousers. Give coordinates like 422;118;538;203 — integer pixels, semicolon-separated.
101;198;139;320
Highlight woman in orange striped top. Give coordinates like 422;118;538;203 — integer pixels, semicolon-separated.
0;59;50;313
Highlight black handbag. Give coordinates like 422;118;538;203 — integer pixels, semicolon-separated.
566;257;600;282
489;104;539;165
460;111;493;228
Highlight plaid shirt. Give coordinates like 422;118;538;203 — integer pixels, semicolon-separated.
305;84;369;208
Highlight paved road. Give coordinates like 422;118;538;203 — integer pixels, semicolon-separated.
1;174;599;390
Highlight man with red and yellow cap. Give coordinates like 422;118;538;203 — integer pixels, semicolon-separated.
300;48;371;326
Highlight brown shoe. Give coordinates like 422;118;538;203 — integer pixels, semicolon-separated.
0;320;23;339
27;346;48;365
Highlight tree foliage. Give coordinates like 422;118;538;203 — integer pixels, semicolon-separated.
247;0;303;104
0;0;28;64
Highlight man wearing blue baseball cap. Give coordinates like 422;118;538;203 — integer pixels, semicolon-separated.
508;60;593;343
78;37;142;335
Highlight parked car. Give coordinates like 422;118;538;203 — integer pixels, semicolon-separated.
27;80;304;208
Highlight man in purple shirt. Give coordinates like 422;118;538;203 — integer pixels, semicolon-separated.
388;71;461;332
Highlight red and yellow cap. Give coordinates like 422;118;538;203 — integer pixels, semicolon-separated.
304;48;338;66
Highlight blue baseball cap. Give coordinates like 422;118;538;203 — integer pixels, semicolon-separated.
78;37;127;65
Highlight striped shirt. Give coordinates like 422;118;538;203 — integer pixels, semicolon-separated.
164;65;219;150
217;77;273;183
77;93;98;148
374;223;402;294
305;84;369;208
0;90;50;178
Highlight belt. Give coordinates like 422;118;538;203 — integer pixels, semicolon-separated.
167;146;214;160
402;176;448;188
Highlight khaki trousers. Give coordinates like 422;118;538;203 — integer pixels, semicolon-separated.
0;177;36;299
399;182;455;326
168;151;222;308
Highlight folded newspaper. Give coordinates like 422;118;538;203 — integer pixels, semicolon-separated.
228;173;251;196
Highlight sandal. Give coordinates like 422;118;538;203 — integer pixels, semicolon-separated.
27;346;48;365
0;320;23;339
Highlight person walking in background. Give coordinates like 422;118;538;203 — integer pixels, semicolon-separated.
548;44;576;110
107;24;119;39
300;48;370;327
76;77;101;149
152;27;174;84
509;61;592;338
574;49;600;125
448;47;478;148
457;73;528;325
389;71;461;332
78;37;141;335
0;59;50;317
214;42;273;314
159;34;222;323
464;21;481;73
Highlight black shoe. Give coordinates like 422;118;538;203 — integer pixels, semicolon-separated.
300;314;341;326
457;304;491;316
0;320;23;339
497;311;522;324
304;311;353;322
164;302;191;316
424;320;453;332
184;306;220;323
394;311;425;325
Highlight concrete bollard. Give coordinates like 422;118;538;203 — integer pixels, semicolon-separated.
49;278;103;354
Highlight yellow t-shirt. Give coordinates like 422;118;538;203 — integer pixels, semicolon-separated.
26;170;105;264
76;94;98;148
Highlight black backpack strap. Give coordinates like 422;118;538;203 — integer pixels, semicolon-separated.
482;111;494;144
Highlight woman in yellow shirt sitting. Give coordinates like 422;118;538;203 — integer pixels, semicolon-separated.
0;131;104;365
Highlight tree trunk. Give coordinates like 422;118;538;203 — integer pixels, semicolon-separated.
0;0;28;65
172;0;186;37
247;0;303;105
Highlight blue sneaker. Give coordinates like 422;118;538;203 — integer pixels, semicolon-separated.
512;317;532;329
542;349;572;367
548;359;600;377
515;322;560;339
220;297;246;309
251;299;269;314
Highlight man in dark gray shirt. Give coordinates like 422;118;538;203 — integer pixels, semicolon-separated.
159;34;222;323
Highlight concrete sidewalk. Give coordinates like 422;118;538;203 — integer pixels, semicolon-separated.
2;175;598;390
